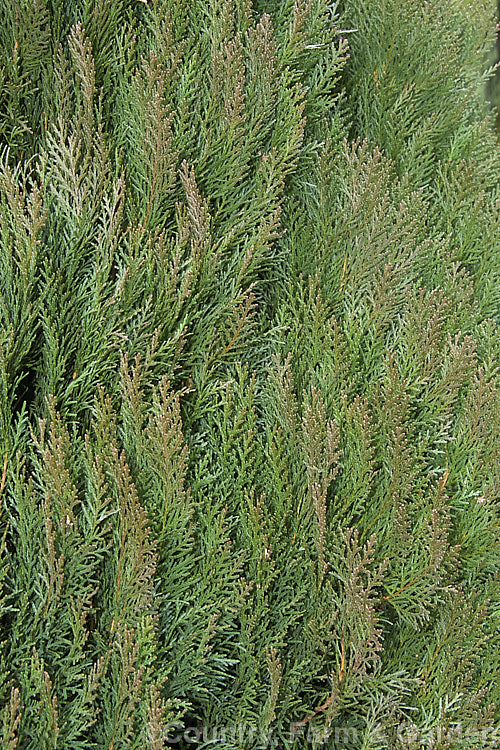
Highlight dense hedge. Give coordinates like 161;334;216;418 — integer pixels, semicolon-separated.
0;1;499;748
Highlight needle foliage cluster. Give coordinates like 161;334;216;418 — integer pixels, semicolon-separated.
0;0;499;748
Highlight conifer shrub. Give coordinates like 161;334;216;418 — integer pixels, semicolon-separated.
0;0;499;748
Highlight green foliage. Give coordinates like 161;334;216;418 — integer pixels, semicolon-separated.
0;0;499;747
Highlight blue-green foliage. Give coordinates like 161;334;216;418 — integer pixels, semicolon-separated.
0;0;498;748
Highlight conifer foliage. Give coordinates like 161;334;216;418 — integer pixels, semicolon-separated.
0;0;499;747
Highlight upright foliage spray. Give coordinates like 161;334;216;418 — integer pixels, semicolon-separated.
0;0;499;747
